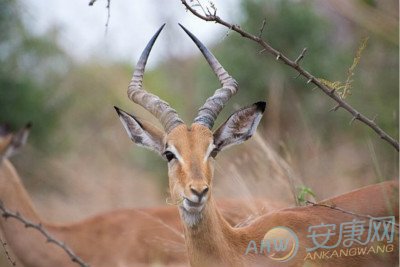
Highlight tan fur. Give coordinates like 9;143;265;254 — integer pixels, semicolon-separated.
0;134;12;156
167;124;214;205
164;124;399;267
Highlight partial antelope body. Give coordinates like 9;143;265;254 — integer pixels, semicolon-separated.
115;24;399;267
0;126;283;267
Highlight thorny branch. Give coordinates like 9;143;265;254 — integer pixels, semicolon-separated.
0;202;89;267
305;200;400;228
181;0;399;151
88;0;111;29
258;18;266;38
0;236;16;266
105;0;111;28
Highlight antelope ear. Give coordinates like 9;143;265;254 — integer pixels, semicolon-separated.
114;106;165;155
213;102;266;153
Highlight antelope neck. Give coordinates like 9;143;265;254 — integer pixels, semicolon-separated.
0;159;40;221
181;196;244;267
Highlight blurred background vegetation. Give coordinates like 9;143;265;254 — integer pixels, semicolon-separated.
0;0;398;224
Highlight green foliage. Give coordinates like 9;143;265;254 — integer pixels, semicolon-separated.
318;37;369;99
297;185;316;205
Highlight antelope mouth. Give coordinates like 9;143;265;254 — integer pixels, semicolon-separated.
185;198;202;207
182;198;205;213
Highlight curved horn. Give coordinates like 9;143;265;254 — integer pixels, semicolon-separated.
128;24;184;133
179;23;238;129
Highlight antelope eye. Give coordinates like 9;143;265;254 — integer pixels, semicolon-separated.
210;148;219;158
163;151;176;162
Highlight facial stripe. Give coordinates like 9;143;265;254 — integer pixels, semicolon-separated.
203;141;216;162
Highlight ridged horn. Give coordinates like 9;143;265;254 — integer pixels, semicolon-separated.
128;24;183;133
179;23;238;129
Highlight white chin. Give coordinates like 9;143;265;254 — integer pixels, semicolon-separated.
180;199;205;227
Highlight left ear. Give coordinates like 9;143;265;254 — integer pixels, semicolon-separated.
213;101;266;153
1;123;31;161
114;106;165;156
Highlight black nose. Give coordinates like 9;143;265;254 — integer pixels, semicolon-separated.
190;186;209;200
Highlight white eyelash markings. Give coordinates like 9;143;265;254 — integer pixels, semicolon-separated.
168;144;184;164
204;142;216;162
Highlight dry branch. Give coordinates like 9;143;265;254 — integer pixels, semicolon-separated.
105;0;111;28
0;202;89;267
88;0;111;29
0;236;16;266
258;18;266;38
181;0;399;151
305;200;399;228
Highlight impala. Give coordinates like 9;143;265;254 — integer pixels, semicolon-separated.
0;124;283;267
115;24;399;267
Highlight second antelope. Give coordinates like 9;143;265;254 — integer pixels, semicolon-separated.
116;24;399;267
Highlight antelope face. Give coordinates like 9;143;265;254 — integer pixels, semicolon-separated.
116;101;265;227
115;24;266;227
165;124;214;215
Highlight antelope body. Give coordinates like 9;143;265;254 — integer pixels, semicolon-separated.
115;24;399;267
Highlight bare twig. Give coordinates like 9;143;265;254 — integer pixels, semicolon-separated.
105;0;111;28
305;200;399;228
294;48;307;65
195;0;207;16
349;113;360;125
258;18;266;38
0;202;89;267
0;236;16;266
371;114;378;123
329;104;341;112
88;0;97;6
293;72;301;79
180;0;399;151
208;2;217;16
88;0;111;30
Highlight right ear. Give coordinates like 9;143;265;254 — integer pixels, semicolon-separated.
213;102;266;154
114;106;165;156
